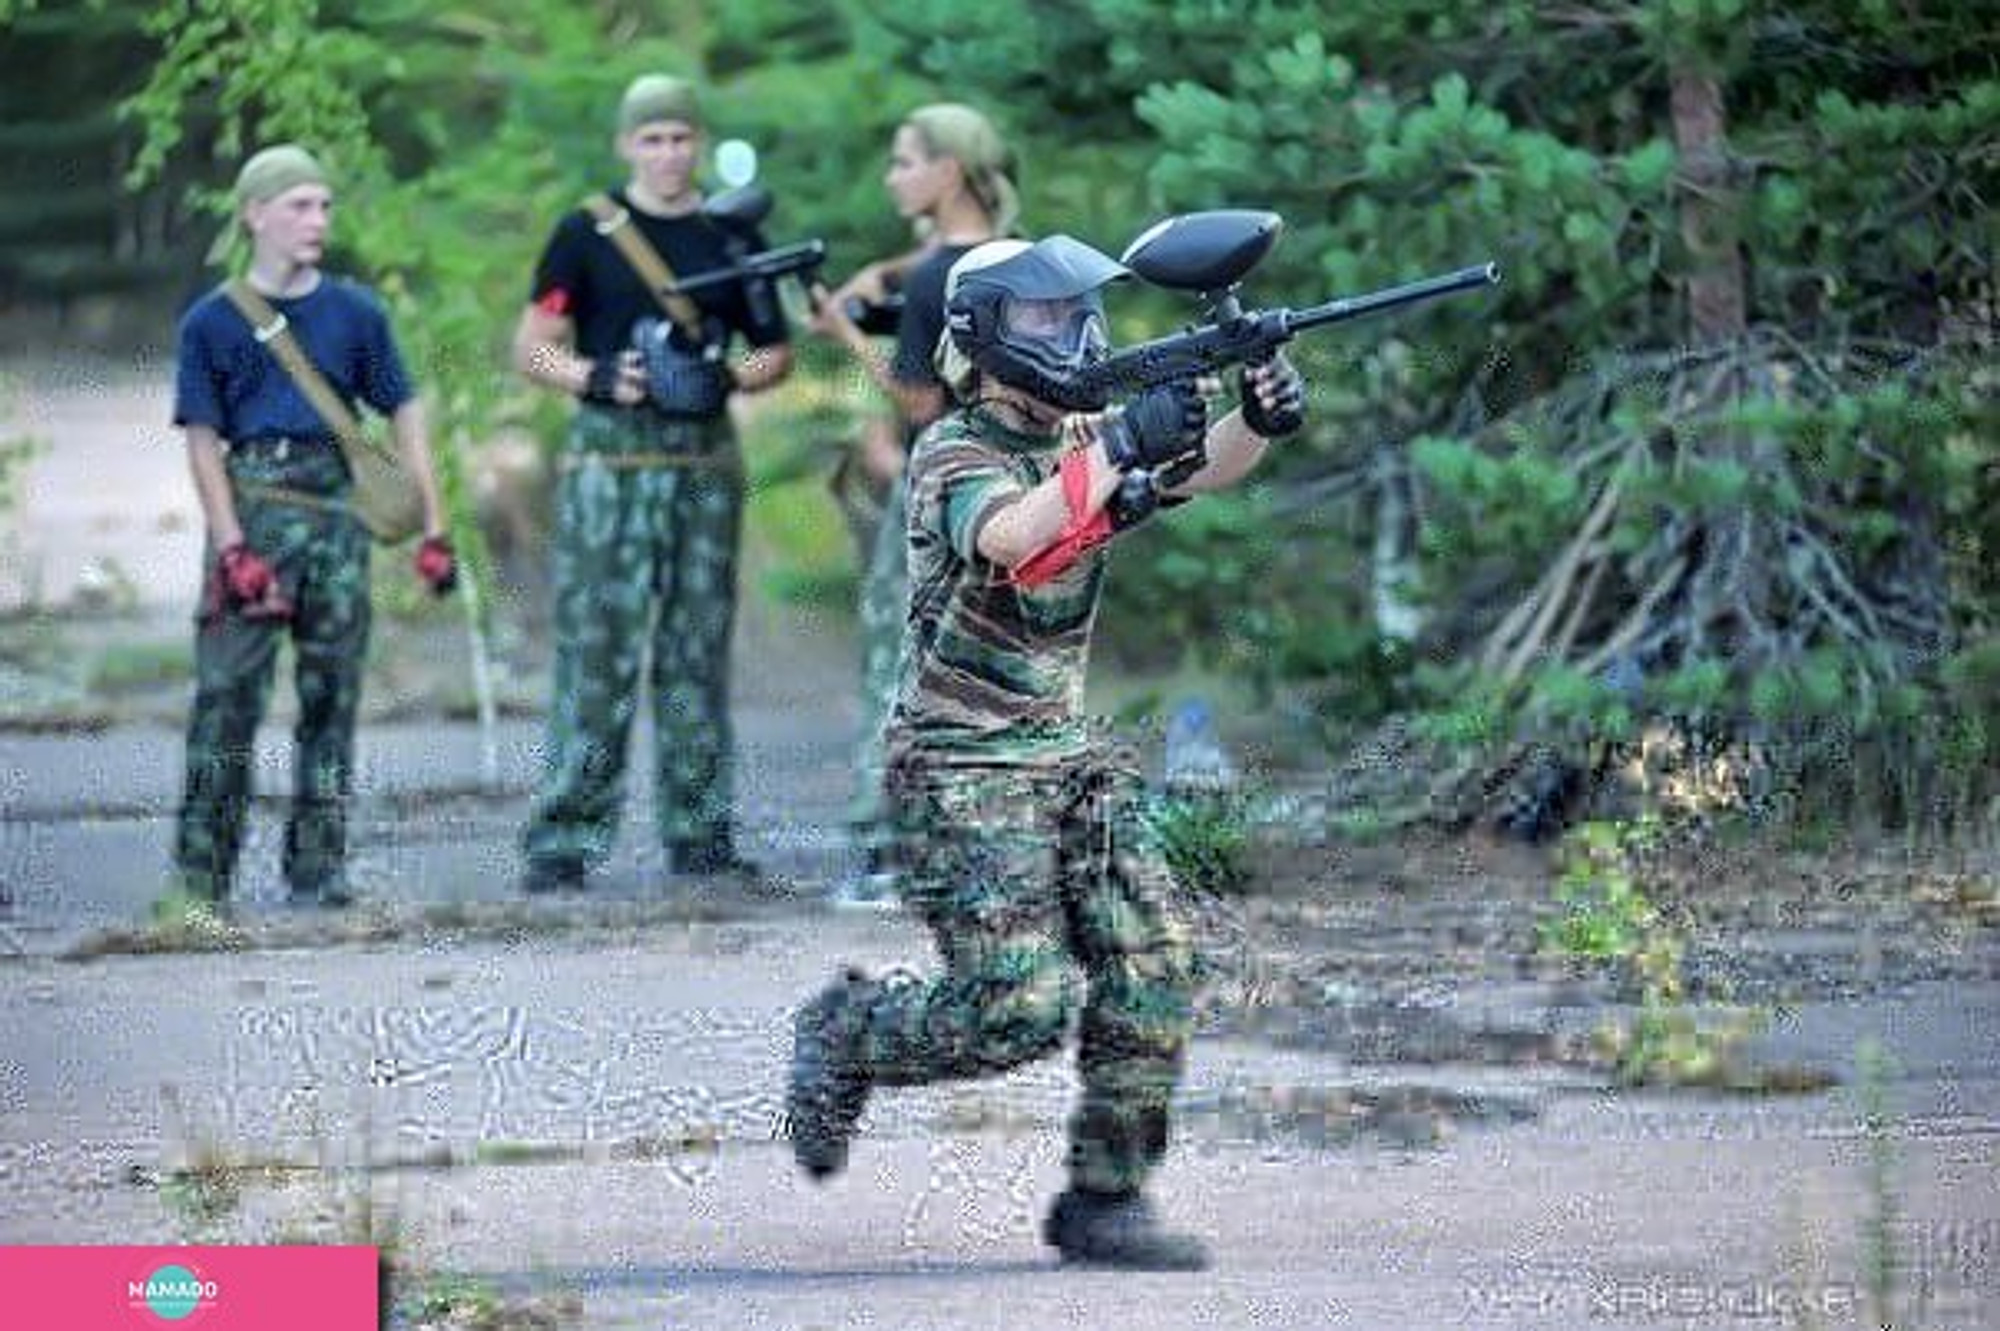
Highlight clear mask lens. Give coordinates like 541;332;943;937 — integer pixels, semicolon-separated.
1001;295;1106;363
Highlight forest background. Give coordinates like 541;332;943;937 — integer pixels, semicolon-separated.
1;0;1993;836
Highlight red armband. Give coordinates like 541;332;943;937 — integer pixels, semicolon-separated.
535;288;572;317
1008;449;1114;589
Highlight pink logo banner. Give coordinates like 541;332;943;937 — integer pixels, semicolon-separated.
0;1245;378;1329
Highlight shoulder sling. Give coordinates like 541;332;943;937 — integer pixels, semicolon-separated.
582;194;708;339
222;279;425;544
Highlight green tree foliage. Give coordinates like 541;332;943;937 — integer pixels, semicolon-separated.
892;0;1996;823
5;0;1997;824
0;0;206;308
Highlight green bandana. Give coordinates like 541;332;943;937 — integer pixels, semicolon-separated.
618;74;703;134
207;144;330;266
233;144;329;207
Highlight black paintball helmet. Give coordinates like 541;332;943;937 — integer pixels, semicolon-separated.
944;235;1129;412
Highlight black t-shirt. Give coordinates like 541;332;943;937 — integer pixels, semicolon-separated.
529;188;792;359
890;242;979;390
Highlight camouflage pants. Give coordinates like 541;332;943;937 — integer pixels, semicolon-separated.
176;444;371;899
522;406;743;865
862;755;1197;1195
849;476;909;858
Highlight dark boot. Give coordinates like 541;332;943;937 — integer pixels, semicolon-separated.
669;832;763;879
1042;1189;1210;1271
157;878;235;926
286;877;354;909
785;969;874;1179
174;868;233;908
520;855;585;895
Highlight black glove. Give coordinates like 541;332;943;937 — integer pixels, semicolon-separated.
1107;470;1160;532
580;357;624;406
1101;380;1206;472
1107;470;1196;533
1240;354;1306;438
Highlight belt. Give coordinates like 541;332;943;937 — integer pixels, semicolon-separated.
230;435;336;460
577;401;729;429
558;450;737;472
228;436;351;515
233;481;353;516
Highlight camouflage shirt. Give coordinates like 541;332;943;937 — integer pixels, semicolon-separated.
886;406;1108;769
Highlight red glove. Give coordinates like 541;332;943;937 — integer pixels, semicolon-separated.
414;535;458;595
217;543;292;621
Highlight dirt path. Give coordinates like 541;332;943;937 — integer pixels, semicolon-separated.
1;355;197;613
2;819;1994;1328
3;361;1997;1329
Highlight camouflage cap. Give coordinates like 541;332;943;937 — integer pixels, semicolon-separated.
208;143;330;265
618;74;703;134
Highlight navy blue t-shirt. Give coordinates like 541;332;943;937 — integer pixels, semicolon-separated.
173;276;416;442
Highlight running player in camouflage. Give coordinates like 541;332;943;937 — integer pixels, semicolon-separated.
171;144;454;910
787;236;1308;1270
512;75;792;892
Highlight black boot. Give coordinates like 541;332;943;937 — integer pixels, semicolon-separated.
669;835;763;881
1042;1188;1210;1271
785;969;874;1179
520;855;585;895
285;876;354;909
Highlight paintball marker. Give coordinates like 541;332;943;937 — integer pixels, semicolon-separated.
664;183;829;327
842;291;907;337
1070;209;1499;402
627;184;827;416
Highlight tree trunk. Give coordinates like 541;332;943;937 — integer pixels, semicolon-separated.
1371;443;1422;642
1669;67;1747;347
1670;62;1771;647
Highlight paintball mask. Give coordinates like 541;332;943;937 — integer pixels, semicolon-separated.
944;235;1127;412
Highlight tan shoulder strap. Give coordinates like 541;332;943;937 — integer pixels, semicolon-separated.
222;280;398;470
583;193;706;340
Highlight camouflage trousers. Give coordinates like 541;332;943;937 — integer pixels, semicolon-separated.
522;405;743;865
176;443;371;899
861;754;1197;1195
849;476;909;859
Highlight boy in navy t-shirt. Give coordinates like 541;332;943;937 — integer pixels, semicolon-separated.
170;143;453;911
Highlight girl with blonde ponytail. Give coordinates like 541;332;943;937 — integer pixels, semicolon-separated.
811;103;1019;909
